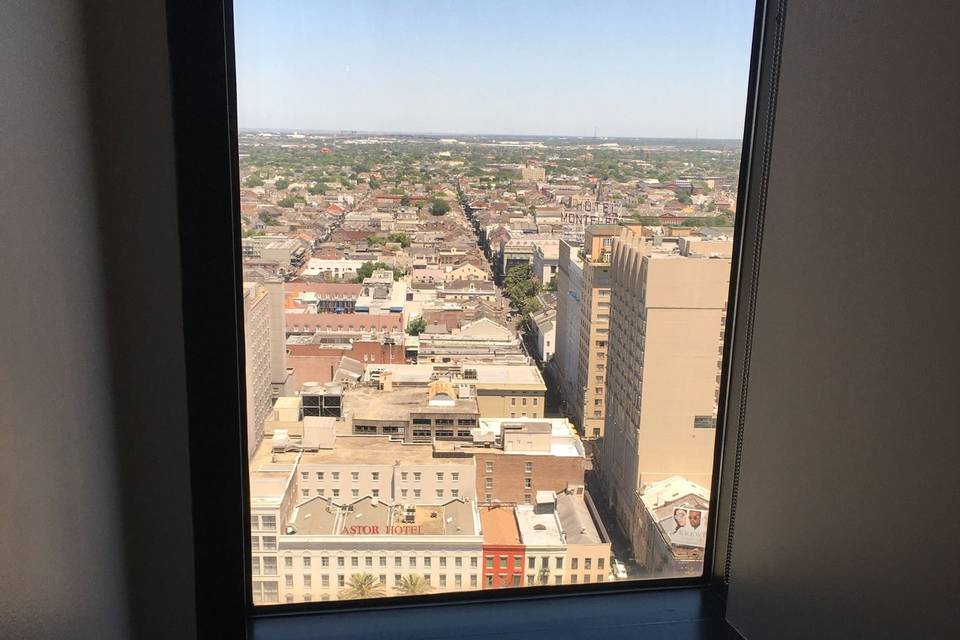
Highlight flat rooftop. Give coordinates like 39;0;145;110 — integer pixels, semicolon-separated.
556;492;606;545
298;435;473;466
363;363;545;388
515;504;564;547
343;385;479;421
479;506;522;546
290;496;479;536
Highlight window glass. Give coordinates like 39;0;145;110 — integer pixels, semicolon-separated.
236;0;754;605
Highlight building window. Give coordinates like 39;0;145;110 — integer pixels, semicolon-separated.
413;489;421;498
528;557;535;570
598;558;605;570
485;478;493;489
332;489;340;497
436;489;444;498
470;575;478;588
365;556;373;567
524;478;532;489
262;536;276;551
371;471;380;480
351;557;359;567
337;575;345;587
584;558;592;570
499;556;509;569
337;557;345;567
413;472;421;481
455;557;463;568
316;472;323;480
261;515;276;531
484;462;493;473
351;471;359;481
261;557;277;576
524;462;533;473
485;556;494;569
331;472;340;481
470;557;478;569
401;471;408;481
451;489;459;497
284;556;293;570
485;575;493;587
571;558;578;570
301;471;308;481
524;494;531;504
424;557;432;568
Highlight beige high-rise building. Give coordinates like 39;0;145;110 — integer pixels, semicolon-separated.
553;240;583;413
244;279;290;458
573;226;621;439
599;228;731;558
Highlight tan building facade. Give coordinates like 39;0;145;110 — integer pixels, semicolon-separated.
573;226;620;439
600;228;731;562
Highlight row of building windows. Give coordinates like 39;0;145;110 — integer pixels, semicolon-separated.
483;461;534;473
299;470;462;482
299;487;462;499
282;573;479;590
259;555;482;571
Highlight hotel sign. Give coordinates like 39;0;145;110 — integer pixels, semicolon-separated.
559;200;624;227
342;524;424;535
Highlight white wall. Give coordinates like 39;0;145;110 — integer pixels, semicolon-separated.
0;2;129;638
725;2;960;638
1;2;196;639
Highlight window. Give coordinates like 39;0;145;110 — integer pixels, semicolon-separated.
485;556;494;569
204;0;761;612
424;557;432;568
571;558;579;570
261;557;277;576
584;559;592;570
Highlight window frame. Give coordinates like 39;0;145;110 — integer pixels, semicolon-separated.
165;0;782;636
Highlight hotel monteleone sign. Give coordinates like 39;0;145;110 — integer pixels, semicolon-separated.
560;200;625;227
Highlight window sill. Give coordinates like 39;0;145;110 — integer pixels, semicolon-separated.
251;586;741;640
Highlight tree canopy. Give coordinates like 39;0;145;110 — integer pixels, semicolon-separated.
395;574;432;596
503;263;543;318
274;178;289;190
406;317;427;336
338;574;385;600
429;197;450;216
353;261;403;282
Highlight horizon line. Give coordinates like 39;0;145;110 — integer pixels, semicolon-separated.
237;126;743;144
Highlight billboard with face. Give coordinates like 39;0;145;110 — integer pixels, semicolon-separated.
660;507;708;548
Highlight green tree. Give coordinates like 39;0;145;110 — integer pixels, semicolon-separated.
243;174;264;187
675;191;692;204
400;195;411;207
395;574;432;596
277;196;296;208
338;574;385;600
386;233;411;247
274;178;289;190
546;274;558;292
258;210;279;225
429;197;450;216
308;182;327;195
406;317;427;336
369;179;381;189
353;261;403;282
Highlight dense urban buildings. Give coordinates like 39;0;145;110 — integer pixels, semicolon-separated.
237;130;741;602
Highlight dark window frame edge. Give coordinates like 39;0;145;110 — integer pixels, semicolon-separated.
163;0;781;635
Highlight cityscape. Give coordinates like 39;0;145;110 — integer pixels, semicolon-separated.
239;131;740;604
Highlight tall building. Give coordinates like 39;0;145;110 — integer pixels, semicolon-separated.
243;278;290;458
599;228;731;562
553;240;583;411
573;226;621;439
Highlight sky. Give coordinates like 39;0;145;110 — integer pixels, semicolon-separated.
234;0;756;139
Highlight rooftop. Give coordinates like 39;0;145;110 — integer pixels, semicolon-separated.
556;492;607;545
343;385;479;421
289;495;479;537
479;505;523;546
515;503;564;547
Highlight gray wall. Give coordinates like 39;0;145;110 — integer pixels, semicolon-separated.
0;2;196;639
725;2;960;638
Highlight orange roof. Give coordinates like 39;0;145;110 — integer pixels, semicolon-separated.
479;506;522;546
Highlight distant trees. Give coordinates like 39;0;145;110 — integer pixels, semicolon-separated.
368;179;381;189
504;263;543;317
406;317;427;336
258;210;279;225
674;191;692;204
338;574;385;600
308;182;327;195
400;195;410;207
243;174;264;187
386;232;411;247
429;197;450;216
353;261;404;282
274;178;290;190
277;196;296;208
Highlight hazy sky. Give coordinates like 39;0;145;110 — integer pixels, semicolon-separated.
234;0;755;139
